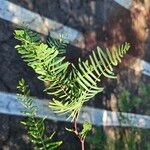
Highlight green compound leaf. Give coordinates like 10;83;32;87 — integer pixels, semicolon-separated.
17;79;62;150
15;29;130;121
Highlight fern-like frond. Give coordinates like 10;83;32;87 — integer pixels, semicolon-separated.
49;43;130;120
15;29;130;121
47;35;68;55
14;29;71;102
14;28;40;43
17;78;37;115
17;79;62;150
74;43;130;101
86;42;130;78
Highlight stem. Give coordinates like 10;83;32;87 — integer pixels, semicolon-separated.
73;115;85;150
74;117;78;135
81;140;85;150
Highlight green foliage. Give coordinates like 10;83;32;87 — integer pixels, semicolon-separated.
117;83;150;150
87;83;150;150
47;35;68;55
86;127;106;150
80;121;92;139
139;82;150;97
17;79;62;150
118;83;150;115
17;78;37;116
14;29;130;120
138;83;150;115
87;126;150;150
49;42;130;120
66;121;92;142
118;89;132;112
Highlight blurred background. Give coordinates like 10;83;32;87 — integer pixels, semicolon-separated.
0;0;150;149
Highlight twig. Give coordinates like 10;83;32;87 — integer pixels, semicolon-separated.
73;115;85;150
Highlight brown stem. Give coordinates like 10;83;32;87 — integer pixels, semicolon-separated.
73;116;85;150
81;140;85;150
74;117;78;133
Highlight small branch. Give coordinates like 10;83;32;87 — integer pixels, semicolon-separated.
73;115;85;150
81;140;85;150
74;117;78;136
